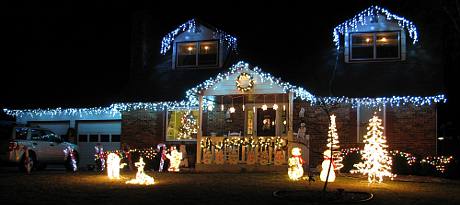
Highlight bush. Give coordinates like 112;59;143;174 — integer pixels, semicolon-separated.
391;155;414;175
342;152;362;173
443;159;460;179
413;162;438;176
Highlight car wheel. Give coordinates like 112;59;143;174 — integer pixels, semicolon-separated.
19;151;36;173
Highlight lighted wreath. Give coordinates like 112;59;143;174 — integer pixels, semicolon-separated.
235;72;254;92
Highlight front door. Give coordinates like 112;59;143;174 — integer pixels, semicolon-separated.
257;108;276;136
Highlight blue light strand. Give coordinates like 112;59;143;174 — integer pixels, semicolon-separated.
333;5;418;50
160;19;238;55
3;61;446;119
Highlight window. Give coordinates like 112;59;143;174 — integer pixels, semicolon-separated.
176;41;218;67
31;129;49;141
166;110;199;141
100;134;110;142
78;135;88;142
357;105;385;143
15;127;29;140
198;41;218;66
350;31;400;61
177;42;197;66
111;134;120;142
89;135;98;142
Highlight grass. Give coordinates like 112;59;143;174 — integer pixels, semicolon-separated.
0;170;459;204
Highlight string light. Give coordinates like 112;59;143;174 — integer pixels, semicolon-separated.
229;97;235;113
351;115;395;183
3;61;446;119
273;95;278;110
160;19;237;55
333;5;418;50
420;156;453;173
326;114;343;171
262;95;268;111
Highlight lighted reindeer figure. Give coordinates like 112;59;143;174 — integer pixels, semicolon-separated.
126;157;155;185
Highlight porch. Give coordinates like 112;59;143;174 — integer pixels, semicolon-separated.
191;67;308;171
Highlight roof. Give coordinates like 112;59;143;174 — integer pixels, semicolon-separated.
333;5;418;50
160;18;237;55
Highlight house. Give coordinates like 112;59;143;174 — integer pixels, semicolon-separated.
3;6;446;171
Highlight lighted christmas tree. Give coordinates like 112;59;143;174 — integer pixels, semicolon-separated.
177;111;198;140
351;115;395;183
326;114;343;171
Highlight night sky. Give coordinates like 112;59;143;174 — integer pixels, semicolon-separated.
1;1;459;125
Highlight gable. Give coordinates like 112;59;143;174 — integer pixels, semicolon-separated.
333;5;418;50
202;68;287;96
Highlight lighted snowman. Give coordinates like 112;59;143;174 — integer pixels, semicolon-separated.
166;146;183;172
320;150;336;182
288;147;304;180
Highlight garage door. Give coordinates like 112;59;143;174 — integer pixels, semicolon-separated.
28;121;70;138
76;121;121;168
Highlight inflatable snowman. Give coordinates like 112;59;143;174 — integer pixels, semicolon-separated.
320;149;336;182
288;147;304;180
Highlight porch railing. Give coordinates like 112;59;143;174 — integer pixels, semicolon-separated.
198;136;288;165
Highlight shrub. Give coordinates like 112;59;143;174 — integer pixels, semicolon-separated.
391;154;414;175
342;152;362;173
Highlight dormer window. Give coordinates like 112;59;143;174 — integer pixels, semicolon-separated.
350;31;400;61
176;40;219;67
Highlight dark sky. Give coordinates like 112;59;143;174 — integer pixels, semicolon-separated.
0;0;458;117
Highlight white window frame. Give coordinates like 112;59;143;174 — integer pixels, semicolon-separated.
350;31;401;62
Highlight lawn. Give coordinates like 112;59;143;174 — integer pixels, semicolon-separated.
0;170;459;205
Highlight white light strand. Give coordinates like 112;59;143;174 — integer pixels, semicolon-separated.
3;61;446;119
333;5;418;50
160;19;237;54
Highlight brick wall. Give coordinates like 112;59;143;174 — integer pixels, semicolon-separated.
386;105;437;156
121;110;165;148
293;101;358;167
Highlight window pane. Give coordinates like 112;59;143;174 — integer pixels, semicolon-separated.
351;33;374;60
78;135;87;142
89;134;98;142
198;41;218;66
31;129;46;141
100;134;110;142
376;32;399;59
177;42;197;66
15;128;28;140
167;110;199;140
111;134;120;142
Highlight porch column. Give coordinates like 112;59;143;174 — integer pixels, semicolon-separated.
287;92;294;158
196;95;203;164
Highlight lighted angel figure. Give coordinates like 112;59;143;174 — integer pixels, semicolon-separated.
320;149;336;182
166;146;183;172
288;147;304;180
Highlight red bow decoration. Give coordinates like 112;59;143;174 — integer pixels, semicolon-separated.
292;154;304;164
